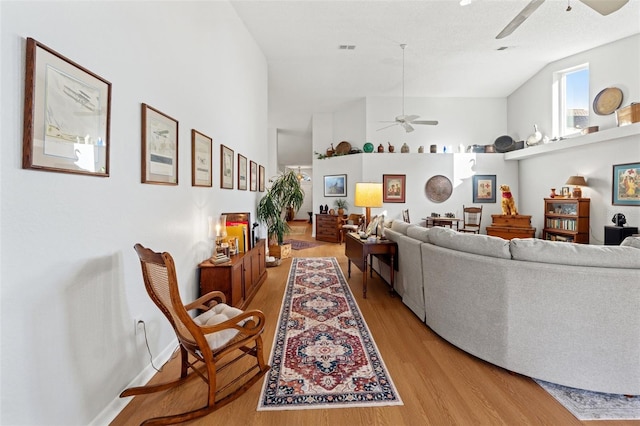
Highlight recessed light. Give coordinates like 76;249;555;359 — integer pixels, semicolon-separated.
497;46;509;51
339;45;356;50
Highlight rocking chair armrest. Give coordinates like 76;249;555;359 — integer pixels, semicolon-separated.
199;309;266;337
185;291;227;312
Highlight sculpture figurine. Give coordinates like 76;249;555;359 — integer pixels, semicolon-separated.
500;184;518;216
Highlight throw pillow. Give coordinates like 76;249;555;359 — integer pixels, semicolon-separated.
621;236;640;249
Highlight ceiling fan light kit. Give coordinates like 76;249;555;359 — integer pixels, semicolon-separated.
377;44;438;133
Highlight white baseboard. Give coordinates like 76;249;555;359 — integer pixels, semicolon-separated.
89;339;178;426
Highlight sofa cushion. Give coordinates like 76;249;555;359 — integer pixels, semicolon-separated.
510;238;640;269
406;226;431;243
428;226;511;259
391;220;413;235
621;236;640;249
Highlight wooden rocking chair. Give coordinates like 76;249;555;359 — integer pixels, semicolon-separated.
120;244;270;425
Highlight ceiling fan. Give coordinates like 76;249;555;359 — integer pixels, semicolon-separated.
378;44;438;133
496;0;629;39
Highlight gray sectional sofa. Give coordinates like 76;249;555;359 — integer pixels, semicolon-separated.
374;221;640;395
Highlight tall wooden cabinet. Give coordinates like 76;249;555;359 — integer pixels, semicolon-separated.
315;214;343;243
198;239;267;309
542;198;590;244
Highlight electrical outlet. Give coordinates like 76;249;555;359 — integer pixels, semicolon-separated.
133;316;144;335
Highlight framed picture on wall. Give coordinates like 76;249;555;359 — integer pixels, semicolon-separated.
141;103;179;185
259;165;265;192
324;174;347;197
250;160;257;191
191;130;212;187
472;175;496;203
23;37;112;177
612;162;640;206
383;174;406;203
220;144;234;189
238;154;247;190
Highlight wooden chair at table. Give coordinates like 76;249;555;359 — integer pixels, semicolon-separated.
339;213;364;244
459;205;483;234
120;244;270;425
402;209;410;223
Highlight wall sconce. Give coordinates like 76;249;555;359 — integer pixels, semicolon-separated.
565;175;588;198
354;182;383;227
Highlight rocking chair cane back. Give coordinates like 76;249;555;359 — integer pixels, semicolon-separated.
120;244;270;425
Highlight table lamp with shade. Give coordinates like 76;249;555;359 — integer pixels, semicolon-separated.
565;175;588;198
354;182;383;228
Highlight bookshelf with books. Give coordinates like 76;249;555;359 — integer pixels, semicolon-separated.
542;198;590;244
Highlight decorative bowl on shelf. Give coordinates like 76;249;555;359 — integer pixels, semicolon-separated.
363;142;374;153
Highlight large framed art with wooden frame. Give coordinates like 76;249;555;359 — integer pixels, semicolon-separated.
22;37;112;177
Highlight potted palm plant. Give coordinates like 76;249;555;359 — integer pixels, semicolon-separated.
334;199;348;216
257;169;305;259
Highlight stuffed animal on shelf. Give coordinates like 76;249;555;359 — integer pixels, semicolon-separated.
500;184;518;216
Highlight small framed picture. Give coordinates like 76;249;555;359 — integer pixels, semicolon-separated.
22;38;112;177
237;154;247;190
383;174;406;203
142;104;178;185
259;165;265;192
220;144;234;189
612;162;640;206
472;175;496;203
250;160;257;192
191;130;212;187
324;174;347;197
561;186;570;197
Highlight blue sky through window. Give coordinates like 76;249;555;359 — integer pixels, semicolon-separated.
566;68;589;110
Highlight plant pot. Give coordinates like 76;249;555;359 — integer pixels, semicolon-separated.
269;243;291;259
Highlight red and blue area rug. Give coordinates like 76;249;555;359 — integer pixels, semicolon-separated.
257;257;402;411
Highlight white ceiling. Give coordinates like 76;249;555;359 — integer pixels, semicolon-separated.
230;0;640;161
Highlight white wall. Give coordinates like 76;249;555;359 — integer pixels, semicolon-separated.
0;2;268;424
367;96;508;152
509;34;640;242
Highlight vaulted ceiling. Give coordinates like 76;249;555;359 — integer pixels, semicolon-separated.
230;0;640;165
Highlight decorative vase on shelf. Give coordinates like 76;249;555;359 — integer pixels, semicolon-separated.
550;188;556;198
377;143;384;153
388;142;395;153
401;143;409;153
418;146;425;153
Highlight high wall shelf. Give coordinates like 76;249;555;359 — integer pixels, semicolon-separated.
504;123;640;161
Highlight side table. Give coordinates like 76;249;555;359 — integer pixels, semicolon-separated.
344;232;397;298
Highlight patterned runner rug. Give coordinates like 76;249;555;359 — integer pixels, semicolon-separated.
257;257;402;411
283;239;322;250
535;380;640;420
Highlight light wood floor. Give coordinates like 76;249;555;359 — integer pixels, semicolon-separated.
112;221;635;425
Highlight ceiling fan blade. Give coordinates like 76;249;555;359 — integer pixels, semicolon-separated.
401;122;415;133
496;0;545;39
412;120;439;126
397;114;420;123
377;123;399;131
579;0;628;15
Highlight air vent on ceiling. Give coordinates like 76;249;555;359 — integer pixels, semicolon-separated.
339;45;356;50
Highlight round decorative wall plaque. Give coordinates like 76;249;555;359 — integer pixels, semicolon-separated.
593;87;623;115
425;175;453;203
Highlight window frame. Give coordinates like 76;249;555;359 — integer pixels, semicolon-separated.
552;63;589;138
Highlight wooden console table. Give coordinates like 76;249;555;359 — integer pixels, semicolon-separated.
486;215;536;240
198;239;266;309
344;232;397;298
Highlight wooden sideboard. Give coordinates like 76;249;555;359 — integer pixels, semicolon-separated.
486;215;536;240
315;213;343;243
198;239;266;309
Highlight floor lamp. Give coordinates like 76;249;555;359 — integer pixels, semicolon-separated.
354;182;383;229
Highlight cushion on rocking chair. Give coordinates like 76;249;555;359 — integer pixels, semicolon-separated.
194;303;249;350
